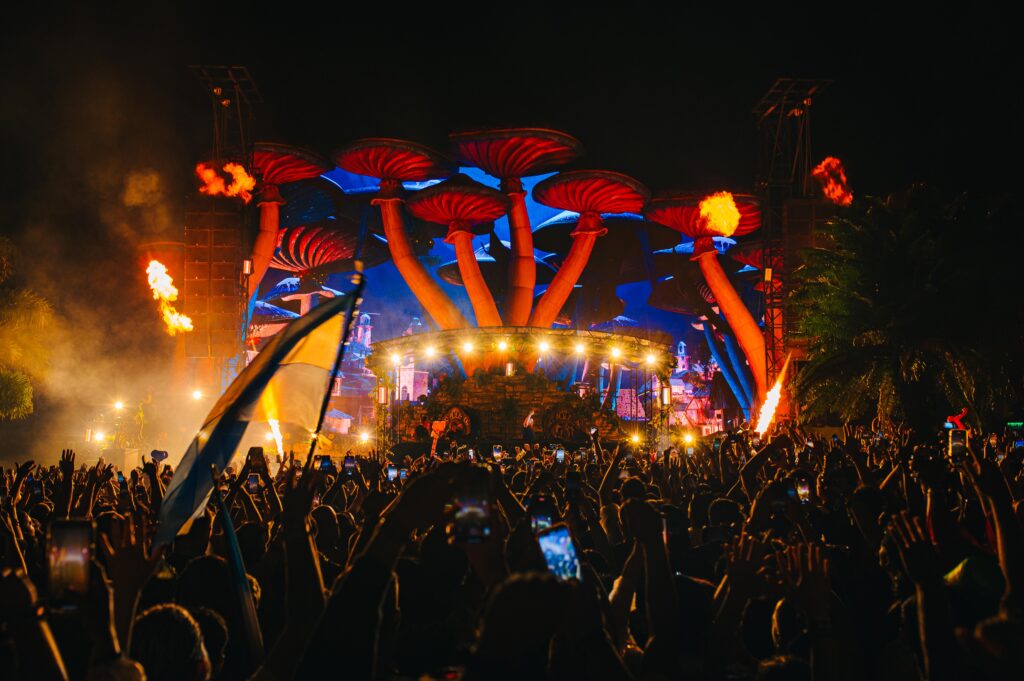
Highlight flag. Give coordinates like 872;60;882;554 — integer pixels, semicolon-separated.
155;282;362;548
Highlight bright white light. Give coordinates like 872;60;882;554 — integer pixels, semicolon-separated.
538;340;550;353
424;345;436;358
630;433;640;444
683;433;695;445
114;401;124;411
95;431;106;441
191;389;203;401
264;431;274;441
390;352;401;366
610;347;622;360
359;431;370;443
462;341;474;353
645;353;656;366
497;340;508;351
574;343;585;354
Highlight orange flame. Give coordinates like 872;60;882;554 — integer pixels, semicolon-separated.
268;418;284;458
811;157;853;206
755;354;790;436
195;162;256;203
699;191;741;237
146;260;193;336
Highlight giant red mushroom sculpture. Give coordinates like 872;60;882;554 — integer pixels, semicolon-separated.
249;143;332;298
450;128;582;325
406;175;509;327
334;139;467;330
528;171;649;328
645;191;767;401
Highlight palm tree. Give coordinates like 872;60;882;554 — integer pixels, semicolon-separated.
0;238;55;419
791;186;1023;432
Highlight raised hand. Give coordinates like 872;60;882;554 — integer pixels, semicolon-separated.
775;543;831;621
59;450;75;478
888;511;942;586
724;533;765;592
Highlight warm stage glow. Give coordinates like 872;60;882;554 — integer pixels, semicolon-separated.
390;352;401;366
698;191;741;237
610;347;622;359
359;431;370;443
462;341;474;353
497;340;509;351
755;355;791;436
645;353;656;366
682;433;695;445
538;340;550;353
114;401;124;411
424;345;437;358
630;433;640;444
146;260;193;335
191;389;203;401
268;419;284;458
195;162;256;203
575;342;585;355
94;431;105;441
264;431;274;442
811;157;853;206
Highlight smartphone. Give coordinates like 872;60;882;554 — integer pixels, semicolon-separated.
47;519;94;612
537;524;581;581
450;468;492;544
246;473;260;494
467;448;475;460
712;439;721;453
555;448;565;463
948;429;967;461
399;468;408;480
246;446;267;472
316;455;333;473
387;465;398;482
751;434;762;447
343;455;356;476
590;427;598;435
150;450;169;463
805;440;814;448
492;445;502;462
117;471;126;485
831;434;840;444
685;446;695;456
29;478;43;499
795;480;811;503
527;495;555;532
1015;439;1024;450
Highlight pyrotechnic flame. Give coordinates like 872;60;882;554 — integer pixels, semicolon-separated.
268;419;284;458
755;354;791;436
698;191;741;236
195;162;256;203
146;260;193;335
811;157;853;206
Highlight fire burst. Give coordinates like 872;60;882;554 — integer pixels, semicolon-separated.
811;157;853;206
268;419;284;458
146;260;193;335
755;355;791;436
699;191;741;236
195;162;256;203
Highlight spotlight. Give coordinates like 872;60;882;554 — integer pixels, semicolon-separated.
497;340;508;351
94;431;106;441
264;432;274;441
574;342;585;355
645;353;656;366
424;345;436;358
462;340;474;353
359;431;370;443
661;385;673;406
683;433;695;445
191;389;203;401
390;352;401;366
630;433;640;444
538;340;550;353
610;347;621;360
114;401;124;411
505;361;515;376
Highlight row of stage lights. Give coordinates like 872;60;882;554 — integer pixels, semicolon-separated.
385;340;665;368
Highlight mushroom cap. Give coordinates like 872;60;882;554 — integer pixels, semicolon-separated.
532;211;679;255
253;142;331;186
437;237;556;290
644;192;761;239
405;174;509;232
450;127;582;179
533;170;649;214
647;277;703;316
333;138;455;182
271;220;387;274
537;285;625;328
278;177;347;229
728;239;766;269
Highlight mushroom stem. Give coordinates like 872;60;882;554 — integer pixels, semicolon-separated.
447;228;503;327
694;250;767;402
528;212;605;328
374;197;468;330
503;181;536;326
249;187;285;298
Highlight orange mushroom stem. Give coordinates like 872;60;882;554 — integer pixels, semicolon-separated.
249;184;286;298
528;211;606;328
446;222;503;327
502;177;536;326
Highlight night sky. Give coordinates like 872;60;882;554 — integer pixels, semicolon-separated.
0;5;1018;456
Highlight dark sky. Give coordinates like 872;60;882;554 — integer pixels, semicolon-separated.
0;5;1019;456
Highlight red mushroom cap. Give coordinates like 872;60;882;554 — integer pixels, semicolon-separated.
253;142;331;186
405;174;509;236
333;138;455;183
450;127;582;180
644;192;761;240
533;170;649;215
271;221;360;272
729;240;766;269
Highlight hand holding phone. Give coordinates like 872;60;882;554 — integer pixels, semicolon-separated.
47;519;94;612
537;524;581;581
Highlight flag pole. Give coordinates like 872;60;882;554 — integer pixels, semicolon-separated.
210;464;264;670
306;264;366;463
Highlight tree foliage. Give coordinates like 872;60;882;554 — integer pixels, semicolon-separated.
791;186;1024;431
0;237;55;419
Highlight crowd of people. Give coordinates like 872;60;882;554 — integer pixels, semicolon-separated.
1;423;1023;680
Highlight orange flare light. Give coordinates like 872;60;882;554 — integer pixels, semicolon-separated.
698;191;741;237
146;260;193;335
755;355;791;436
195;162;256;203
268;418;284;458
811;157;853;206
